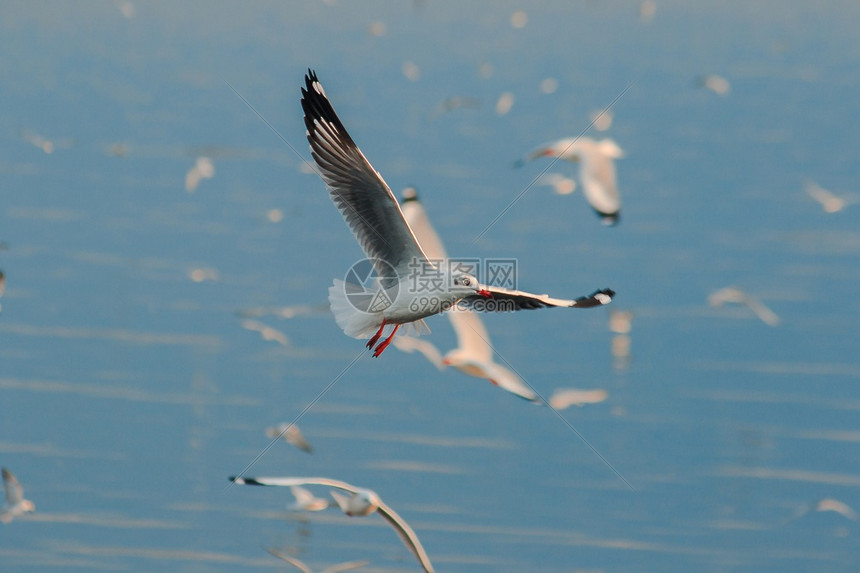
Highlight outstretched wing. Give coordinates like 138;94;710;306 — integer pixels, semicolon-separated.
2;468;24;505
460;286;614;311
301;70;428;286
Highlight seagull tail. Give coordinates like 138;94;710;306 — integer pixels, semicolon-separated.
328;279;380;339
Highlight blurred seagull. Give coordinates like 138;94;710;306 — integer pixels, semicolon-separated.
185;156;215;192
287;485;331;511
301;70;614;356
788;497;858;523
241;319;291;347
548;388;608;410
231;475;434;573
391;334;445;370
588;108;614;132
266;548;369;573
21;131;53;153
814;498;858;521
395;188;540;402
265;423;313;453
708;286;780;327
0;269;5;315
698;74;731;96
804;180;856;213
1;468;35;524
516;137;625;225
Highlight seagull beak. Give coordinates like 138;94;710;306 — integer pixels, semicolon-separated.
477;288;493;298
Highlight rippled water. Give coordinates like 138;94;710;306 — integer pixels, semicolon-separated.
1;2;859;571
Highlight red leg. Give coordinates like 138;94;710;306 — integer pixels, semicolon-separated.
372;323;400;357
366;319;386;349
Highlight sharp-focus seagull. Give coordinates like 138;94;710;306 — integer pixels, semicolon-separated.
266;547;369;573
286;485;331;512
301;70;615;357
708;286;780;327
516;137;625;225
265;423;314;453
395;188;539;402
1;468;35;524
231;475;434;573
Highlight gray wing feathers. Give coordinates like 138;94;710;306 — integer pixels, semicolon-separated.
301;71;427;284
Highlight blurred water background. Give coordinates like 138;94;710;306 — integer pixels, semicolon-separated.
1;1;859;571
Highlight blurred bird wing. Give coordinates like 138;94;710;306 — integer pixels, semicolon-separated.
392;336;445;369
2;468;24;505
578;148;621;217
447;310;493;363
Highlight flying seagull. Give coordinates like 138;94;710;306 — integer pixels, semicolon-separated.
1;468;35;524
301;70;614;356
516;136;625;225
231;474;433;573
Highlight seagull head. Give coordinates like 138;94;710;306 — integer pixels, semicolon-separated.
452;272;491;298
21;500;35;513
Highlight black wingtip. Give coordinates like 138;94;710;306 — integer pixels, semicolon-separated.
230;476;267;486
596;209;620;226
573;288;615;308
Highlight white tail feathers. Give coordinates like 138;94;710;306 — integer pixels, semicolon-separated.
328;280;432;339
329;279;377;338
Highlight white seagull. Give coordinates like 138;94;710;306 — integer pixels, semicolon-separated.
301;70;615;357
265;422;314;453
516;136;625;225
1;467;35;524
708;286;780;327
231;474;434;573
265;548;369;573
394;188;539;402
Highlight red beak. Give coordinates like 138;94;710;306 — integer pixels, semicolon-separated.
478;289;493;298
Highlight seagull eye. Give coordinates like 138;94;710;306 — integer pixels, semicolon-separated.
463;278;470;286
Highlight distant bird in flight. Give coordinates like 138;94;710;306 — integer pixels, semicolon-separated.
516;137;625;225
708;286;780;327
185;156;214;192
1;468;35;524
804;180;856;213
301;70;614;356
265;422;313;453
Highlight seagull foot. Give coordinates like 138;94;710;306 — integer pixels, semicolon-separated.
372;323;400;357
366;320;386;350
